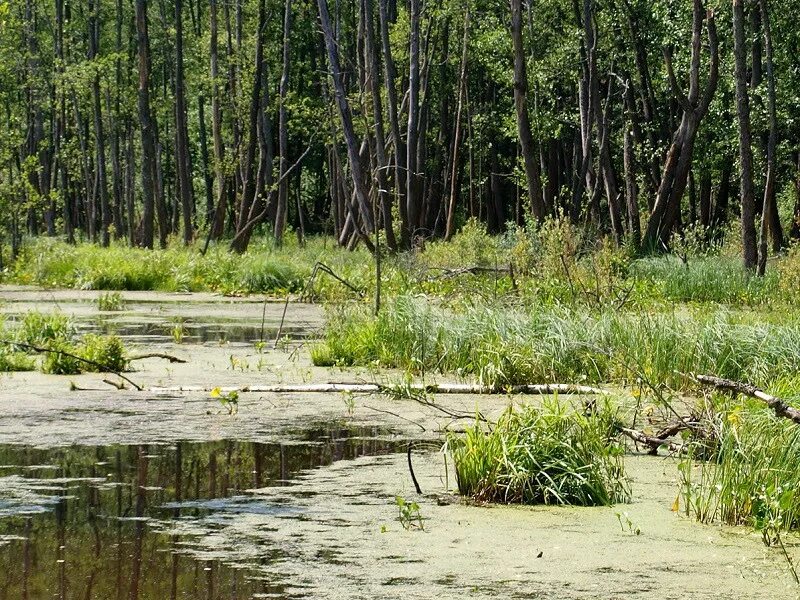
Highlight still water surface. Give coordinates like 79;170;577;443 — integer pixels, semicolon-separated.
0;424;407;599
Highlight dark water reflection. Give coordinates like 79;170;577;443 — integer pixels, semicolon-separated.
0;425;406;599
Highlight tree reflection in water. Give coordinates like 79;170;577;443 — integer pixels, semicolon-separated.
0;424;404;599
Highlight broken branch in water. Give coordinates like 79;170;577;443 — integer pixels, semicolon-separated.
695;374;800;425
407;443;422;494
618;426;684;455
128;352;187;363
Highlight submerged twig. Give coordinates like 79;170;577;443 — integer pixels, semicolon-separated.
407;443;422;494
128;352;186;364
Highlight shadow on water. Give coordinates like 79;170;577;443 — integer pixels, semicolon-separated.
0;424;408;599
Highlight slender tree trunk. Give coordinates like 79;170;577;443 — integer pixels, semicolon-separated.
274;0;293;245
89;0;110;246
136;0;158;248
229;0;267;253
317;0;376;237
405;0;421;243
378;0;408;247
733;0;757;271
511;0;545;223
175;0;194;244
445;9;470;240
757;0;783;263
364;0;397;250
208;0;227;242
642;1;717;251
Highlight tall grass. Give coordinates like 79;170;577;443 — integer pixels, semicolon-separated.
631;256;780;304
314;297;800;390
679;401;800;538
447;398;629;506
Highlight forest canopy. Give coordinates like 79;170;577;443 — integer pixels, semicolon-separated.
1;0;799;271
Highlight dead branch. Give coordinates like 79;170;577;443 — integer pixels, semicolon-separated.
618;426;684;454
695;374;800;425
128;352;187;364
407;443;422;494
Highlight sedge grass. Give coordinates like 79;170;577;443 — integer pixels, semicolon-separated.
679;400;800;537
314;297;800;392
447;398;629;506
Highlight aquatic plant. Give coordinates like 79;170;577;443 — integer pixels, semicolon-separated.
15;311;74;347
96;291;126;311
447;398;629;506
314;296;800;391
679;400;800;534
395;495;424;530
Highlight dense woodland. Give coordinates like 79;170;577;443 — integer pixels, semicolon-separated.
1;0;800;271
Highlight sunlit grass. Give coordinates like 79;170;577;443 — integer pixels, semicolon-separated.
447;398;629;506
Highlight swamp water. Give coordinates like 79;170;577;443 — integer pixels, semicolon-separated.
0;426;408;599
0;288;795;598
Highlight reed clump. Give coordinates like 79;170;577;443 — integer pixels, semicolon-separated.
447;398;629;506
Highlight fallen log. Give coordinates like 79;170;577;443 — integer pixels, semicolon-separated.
695;374;800;425
618;427;683;454
145;382;609;395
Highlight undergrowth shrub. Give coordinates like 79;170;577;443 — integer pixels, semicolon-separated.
447;398;629;506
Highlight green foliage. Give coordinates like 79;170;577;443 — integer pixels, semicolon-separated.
41;341;83;375
315;296;800;391
395;495;424;530
0;347;35;371
78;334;127;372
447;399;629;506
15;311;74;347
679;399;800;541
96;292;125;311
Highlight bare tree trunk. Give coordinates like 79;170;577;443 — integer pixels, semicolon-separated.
229;0;267;253
364;0;397;250
88;0;111;246
208;0;227;242
135;0;158;248
175;0;194;244
757;0;782;270
317;0;375;237
445;9;470;240
733;0;757;271
511;0;545;223
274;0;293;245
405;0;421;243
378;0;408;247
642;0;717;251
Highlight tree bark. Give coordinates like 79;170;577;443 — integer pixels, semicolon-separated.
175;0;194;244
511;0;545;223
135;0;158;249
733;0;757;271
405;0;421;243
274;0;293;245
642;1;718;251
317;0;375;236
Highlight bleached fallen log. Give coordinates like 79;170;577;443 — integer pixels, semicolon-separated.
146;382;609;395
695;374;800;425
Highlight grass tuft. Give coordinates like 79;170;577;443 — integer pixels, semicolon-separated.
447;398;629;506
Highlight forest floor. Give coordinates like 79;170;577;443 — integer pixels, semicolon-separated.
0;286;796;598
